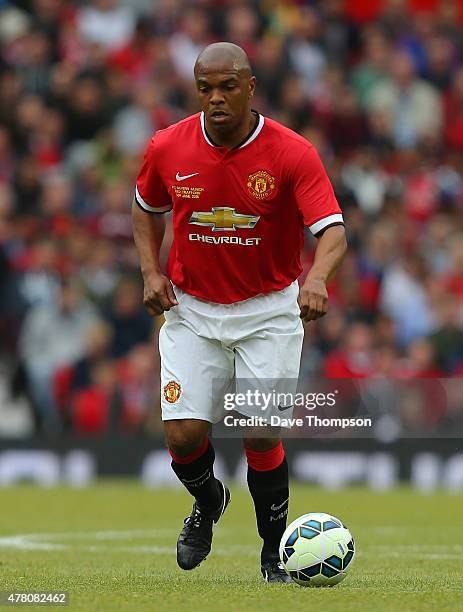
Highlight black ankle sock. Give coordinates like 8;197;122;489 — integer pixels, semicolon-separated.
171;440;222;513
247;457;289;563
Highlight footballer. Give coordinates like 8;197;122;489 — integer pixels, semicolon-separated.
132;42;347;582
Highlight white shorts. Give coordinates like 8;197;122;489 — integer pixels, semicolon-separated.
159;281;304;423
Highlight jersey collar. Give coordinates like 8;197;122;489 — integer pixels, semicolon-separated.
200;111;265;149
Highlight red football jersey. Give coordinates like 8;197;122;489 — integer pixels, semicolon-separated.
135;112;343;304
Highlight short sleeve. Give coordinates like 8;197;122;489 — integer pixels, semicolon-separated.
293;146;343;236
135;136;172;213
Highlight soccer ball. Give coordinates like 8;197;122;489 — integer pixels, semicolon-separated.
279;512;355;587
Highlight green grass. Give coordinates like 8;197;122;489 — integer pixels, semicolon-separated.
0;482;462;611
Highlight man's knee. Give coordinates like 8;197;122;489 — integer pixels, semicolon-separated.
165;419;210;457
243;436;281;452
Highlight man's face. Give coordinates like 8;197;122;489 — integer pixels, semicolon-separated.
195;66;255;132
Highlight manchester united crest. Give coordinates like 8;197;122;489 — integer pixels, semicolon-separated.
164;380;182;404
247;170;276;200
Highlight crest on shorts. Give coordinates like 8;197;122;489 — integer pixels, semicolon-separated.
247;170;276;200
164;380;182;404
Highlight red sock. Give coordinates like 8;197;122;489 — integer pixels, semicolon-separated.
169;437;208;464
169;437;221;511
245;441;285;472
245;442;289;561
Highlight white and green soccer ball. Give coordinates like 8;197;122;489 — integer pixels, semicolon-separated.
279;512;355;587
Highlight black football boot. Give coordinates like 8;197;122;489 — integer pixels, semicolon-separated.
176;481;230;570
261;553;293;584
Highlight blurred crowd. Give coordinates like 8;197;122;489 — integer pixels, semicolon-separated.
0;0;462;437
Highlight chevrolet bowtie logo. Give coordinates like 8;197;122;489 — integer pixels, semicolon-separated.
189;207;260;231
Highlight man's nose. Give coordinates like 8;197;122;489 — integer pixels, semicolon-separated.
210;88;225;104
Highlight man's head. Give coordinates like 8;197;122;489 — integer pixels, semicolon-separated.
194;42;255;135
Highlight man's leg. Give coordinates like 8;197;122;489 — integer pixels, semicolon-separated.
166;419;222;513
243;435;292;583
159;290;234;569
165;419;230;570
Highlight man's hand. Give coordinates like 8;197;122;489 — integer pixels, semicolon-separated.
143;273;178;316
299;225;347;322
298;277;328;322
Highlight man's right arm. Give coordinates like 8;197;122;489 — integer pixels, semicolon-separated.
131;200;178;315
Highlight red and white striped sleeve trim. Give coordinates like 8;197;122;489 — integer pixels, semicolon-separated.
309;213;344;236
135;186;172;214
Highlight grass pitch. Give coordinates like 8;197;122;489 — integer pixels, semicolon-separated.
0;482;462;611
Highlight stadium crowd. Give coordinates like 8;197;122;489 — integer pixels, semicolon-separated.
0;0;462;436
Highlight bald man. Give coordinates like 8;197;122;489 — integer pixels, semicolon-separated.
132;42;347;582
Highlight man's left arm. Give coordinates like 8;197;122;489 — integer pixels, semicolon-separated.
299;225;347;322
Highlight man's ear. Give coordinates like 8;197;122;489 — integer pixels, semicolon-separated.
248;76;256;99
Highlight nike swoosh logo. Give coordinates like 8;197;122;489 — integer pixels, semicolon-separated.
176;172;199;181
270;498;289;512
277;404;293;412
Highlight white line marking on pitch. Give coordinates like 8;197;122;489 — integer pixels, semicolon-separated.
0;535;65;551
0;530;256;556
0;530;460;560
